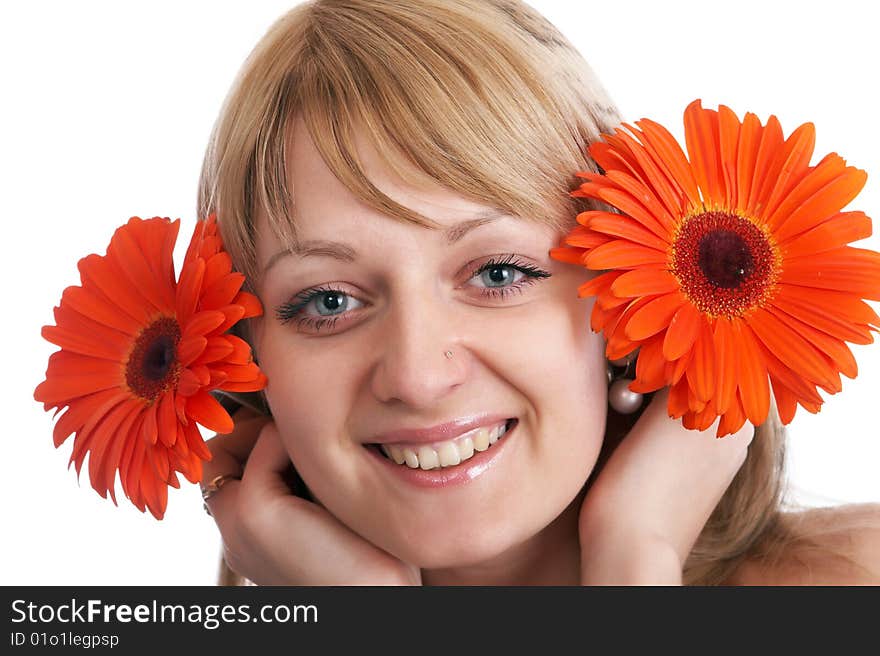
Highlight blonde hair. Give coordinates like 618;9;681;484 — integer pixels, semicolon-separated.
197;0;870;585
198;0;619;284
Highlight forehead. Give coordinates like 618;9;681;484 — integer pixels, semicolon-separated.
255;116;555;260
295;115;498;221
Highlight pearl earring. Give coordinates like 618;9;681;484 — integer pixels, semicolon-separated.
606;349;644;414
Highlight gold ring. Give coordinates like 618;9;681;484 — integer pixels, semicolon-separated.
200;473;241;515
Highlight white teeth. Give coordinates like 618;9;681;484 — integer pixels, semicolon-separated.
458;436;475;460
381;421;510;470
473;427;490;452
437;442;461;467
389;445;405;465
489;424;503;444
418;446;439;470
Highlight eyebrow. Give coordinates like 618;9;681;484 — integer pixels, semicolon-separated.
262;208;508;274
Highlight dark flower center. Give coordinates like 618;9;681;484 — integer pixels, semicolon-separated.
143;334;177;381
671;211;779;318
697;230;755;289
126;317;182;402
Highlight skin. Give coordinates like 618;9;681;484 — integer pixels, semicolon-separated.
201;115;761;585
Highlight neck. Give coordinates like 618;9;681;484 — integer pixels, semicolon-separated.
420;490;584;586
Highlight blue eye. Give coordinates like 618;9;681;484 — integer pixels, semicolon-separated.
275;285;364;330
275;254;552;334
468;255;551;298
478;264;522;287
310;290;351;316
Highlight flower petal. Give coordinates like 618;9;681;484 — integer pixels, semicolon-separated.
662;301;701;360
635;117;701;210
186;390;234;434
712;316;737;415
564;221;614;249
585;240;667;270
200;273;245;310
605;166;676;238
766;152;847;231
683;100;724;205
176;257;205;324
773;167;868;244
731;320;771;426
624;292;686;341
761;121;816;221
684;318;715;403
735;112;762;211
587;211;670;251
766;306;857;379
611;268;679;299
772;284;876;345
768;373;799;424
77;254;151;324
717;105;741;209
593;186;670;241
550;246;586;265
780;211;872;258
716;392;748;437
781;246;880;300
233;292;263;320
746;307;839;391
631;336;667;393
157;392;179;448
178;336;208;368
746;114;783;215
183;310;227;339
668;377;690;417
61;286;141;336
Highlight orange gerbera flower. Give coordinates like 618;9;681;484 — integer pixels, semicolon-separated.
34;214;266;519
552;100;880;437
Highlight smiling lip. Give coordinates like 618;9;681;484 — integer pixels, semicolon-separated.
366;414;512;446
365;419;517;488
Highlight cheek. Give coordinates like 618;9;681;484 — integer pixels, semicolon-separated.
468;284;601;408
256;327;357;481
453;288;607;489
505;292;607;478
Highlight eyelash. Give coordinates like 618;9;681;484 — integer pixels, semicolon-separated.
275;254;552;333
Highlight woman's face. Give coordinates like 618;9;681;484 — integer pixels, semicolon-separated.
251;116;608;568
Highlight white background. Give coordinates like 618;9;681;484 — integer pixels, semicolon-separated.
1;0;877;585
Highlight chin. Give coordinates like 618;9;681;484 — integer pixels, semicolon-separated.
375;513;541;571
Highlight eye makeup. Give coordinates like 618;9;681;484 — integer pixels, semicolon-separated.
274;253;552;334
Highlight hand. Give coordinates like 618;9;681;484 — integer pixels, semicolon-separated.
202;408;422;585
578;387;754;585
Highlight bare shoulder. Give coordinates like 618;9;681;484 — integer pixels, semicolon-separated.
727;502;880;585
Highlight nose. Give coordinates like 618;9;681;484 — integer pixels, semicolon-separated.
369;292;468;409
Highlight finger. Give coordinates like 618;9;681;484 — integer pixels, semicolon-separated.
241;422;299;500
236;423;389;583
608;387;755;520
201;406;270;484
650;389;755;516
202;476;241;525
202;475;250;577
201;407;268;537
643;387;752;466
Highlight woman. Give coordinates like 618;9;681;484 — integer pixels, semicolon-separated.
196;0;880;585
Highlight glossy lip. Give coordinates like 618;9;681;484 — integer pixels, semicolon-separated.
365;418;518;488
365;413;512;446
